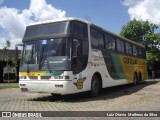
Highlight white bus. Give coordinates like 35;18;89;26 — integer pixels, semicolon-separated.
19;18;147;97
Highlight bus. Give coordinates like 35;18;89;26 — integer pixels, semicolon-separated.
19;18;147;97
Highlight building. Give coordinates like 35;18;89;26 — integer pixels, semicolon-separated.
0;49;21;83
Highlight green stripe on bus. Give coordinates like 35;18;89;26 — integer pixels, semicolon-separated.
111;54;125;79
102;51;125;80
44;71;64;76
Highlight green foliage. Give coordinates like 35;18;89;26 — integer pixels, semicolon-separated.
120;19;160;62
146;52;160;63
5;57;18;67
120;19;158;43
1;40;18;67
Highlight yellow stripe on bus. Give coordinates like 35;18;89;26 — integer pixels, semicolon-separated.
19;71;46;76
119;55;147;83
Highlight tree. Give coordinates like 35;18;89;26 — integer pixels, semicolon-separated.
1;40;17;82
120;19;160;62
2;40;17;67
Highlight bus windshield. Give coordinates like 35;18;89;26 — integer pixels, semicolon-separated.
23;21;71;40
20;38;71;72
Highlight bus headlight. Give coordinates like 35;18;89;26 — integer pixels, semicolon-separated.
65;76;70;79
53;76;70;80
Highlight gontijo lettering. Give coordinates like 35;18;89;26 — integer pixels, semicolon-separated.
123;57;137;64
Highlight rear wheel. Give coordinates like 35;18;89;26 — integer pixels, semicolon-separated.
90;75;101;97
139;73;142;82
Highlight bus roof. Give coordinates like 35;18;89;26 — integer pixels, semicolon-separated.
27;17;91;26
27;17;144;48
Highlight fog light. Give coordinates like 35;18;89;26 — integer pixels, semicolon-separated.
65;76;70;79
55;85;63;88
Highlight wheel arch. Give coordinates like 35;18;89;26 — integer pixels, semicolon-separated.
139;72;142;81
92;72;102;89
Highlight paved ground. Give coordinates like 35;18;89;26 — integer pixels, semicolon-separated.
0;80;160;120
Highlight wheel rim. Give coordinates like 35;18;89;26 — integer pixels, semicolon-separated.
92;79;99;95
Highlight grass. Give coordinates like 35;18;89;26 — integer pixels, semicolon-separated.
0;84;19;90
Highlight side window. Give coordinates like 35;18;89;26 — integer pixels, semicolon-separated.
139;47;146;58
125;42;132;55
133;45;138;56
116;39;125;53
91;27;104;49
99;34;104;48
72;39;82;74
72;38;89;75
73;21;88;39
105;34;116;51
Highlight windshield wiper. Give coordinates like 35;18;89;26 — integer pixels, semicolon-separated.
46;60;52;73
41;59;52;73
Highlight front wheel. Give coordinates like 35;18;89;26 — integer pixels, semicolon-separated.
51;93;61;98
90;75;101;97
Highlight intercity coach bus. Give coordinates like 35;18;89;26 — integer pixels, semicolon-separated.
19;18;147;97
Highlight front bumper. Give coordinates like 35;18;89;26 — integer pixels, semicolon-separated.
19;80;75;95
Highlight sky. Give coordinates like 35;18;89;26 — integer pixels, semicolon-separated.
0;0;160;49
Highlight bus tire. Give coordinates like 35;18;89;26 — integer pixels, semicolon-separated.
139;72;142;82
133;73;139;85
90;75;101;97
51;93;61;98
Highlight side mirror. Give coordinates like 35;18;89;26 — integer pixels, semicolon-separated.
15;44;23;60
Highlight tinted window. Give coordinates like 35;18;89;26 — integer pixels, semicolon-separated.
139;47;146;58
91;27;104;49
99;35;104;48
72;38;89;74
73;21;88;39
40;38;71;71
105;34;116;51
117;39;125;53
133;45;138;56
125;42;132;55
24;22;71;39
